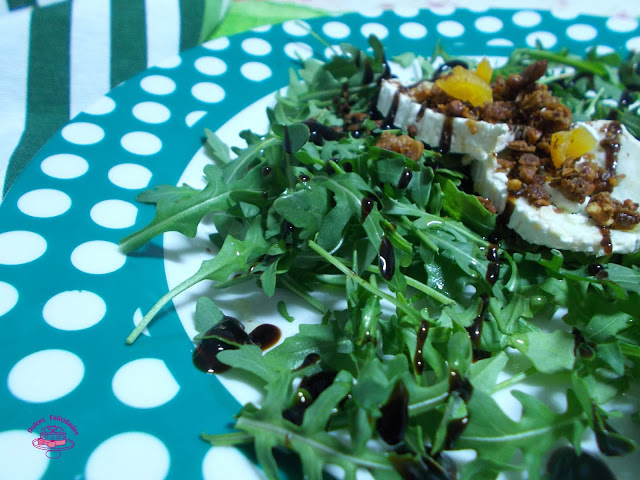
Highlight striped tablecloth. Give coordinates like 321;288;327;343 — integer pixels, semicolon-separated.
1;0;639;199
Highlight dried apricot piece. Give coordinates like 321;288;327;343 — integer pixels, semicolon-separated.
475;58;493;83
435;66;493;107
550;126;598;167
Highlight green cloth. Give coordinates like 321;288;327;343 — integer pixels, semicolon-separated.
0;0;326;198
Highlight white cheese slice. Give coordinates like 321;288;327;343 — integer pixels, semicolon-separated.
470;120;640;255
376;80;513;161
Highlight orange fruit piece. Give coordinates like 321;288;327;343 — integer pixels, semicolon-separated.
550;126;598;168
476;58;493;83
435;66;493;107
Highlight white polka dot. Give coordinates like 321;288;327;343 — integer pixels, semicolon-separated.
71;240;126;274
284;42;313;60
592;45;616;55
41;153;88;179
194;56;227;76
487;38;515;47
0;431;49;480
606;16;638;33
192;82;225;103
550;6;579;20
399;22;427;40
241;37;272;56
0;231;46;265
91;200;138;229
112;359;179;408
513;10;542;28
0;282;18;316
140;75;176;95
85;432;170;480
17;189;71;218
132;101;170;124
437;20;465;37
361;23;388;40
627;37;640;51
240;62;272;82
108;164;152;190
61;122;104;145
394;6;419;17
283;20;310;36
526;31;558;49
324;45;343;60
121;131;162;156
203;36;230;50
155;55;181;68
202;447;263;480
322;21;350;39
252;24;271;33
567;24;597;41
475;16;503;33
133;308;150;336
431;5;455;16
43;290;106;330
84;96;116;115
465;3;489;13
8;349;84;402
186;111;207;127
360;9;383;18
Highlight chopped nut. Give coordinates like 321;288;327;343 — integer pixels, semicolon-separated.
375;131;424;161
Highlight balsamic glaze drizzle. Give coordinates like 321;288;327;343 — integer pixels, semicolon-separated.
379;235;396;281
193;317;281;374
414;321;429;374
377;380;409;445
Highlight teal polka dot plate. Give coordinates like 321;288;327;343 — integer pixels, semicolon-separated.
1;8;639;480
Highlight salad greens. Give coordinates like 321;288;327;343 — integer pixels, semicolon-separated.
120;36;640;479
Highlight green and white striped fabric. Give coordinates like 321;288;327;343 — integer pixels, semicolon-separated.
0;0;231;198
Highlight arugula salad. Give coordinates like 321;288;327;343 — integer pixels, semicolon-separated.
120;36;640;480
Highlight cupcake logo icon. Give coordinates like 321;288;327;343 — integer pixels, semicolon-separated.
29;416;77;459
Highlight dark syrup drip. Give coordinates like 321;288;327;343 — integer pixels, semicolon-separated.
389;451;457;480
248;324;281;349
294;352;321;371
363;58;374;84
397;168;413;189
444;371;473;449
600;121;623;178
383;91;400;129
416;104;427;121
572;328;595;359
467;294;491;362
587;263;604;276
620;90;634;107
361;197;374;221
299;173;310;183
261;166;271;176
282;371;338;426
414;321;429;374
283;220;295;239
283;126;292;154
376;380;409;445
593;404;636;456
599;226;612;255
547;446;616;480
431;60;470;81
438;116;454;154
193;317;281;374
303;120;343;146
485;243;500;287
379;235;396;281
